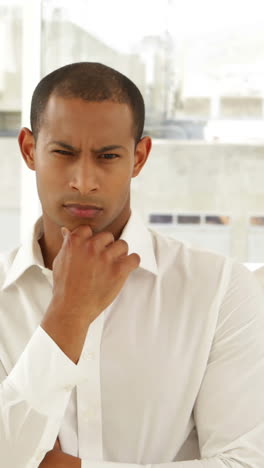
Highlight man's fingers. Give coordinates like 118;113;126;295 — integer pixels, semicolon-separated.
89;231;115;250
61;224;93;243
59;226;139;273
70;224;93;238
103;239;129;260
120;252;141;273
61;225;116;251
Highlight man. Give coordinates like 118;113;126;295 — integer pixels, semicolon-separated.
0;62;264;468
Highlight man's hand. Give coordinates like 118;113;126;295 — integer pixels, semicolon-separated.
39;438;81;467
41;225;140;363
57;225;138;316
52;225;140;320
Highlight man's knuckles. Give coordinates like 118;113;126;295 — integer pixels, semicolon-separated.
105;239;129;259
126;253;141;270
67;230;115;252
113;252;140;276
89;232;115;252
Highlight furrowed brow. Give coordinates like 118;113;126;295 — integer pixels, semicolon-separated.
92;145;126;153
50;141;81;152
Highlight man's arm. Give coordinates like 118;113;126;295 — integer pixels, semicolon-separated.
0;225;140;467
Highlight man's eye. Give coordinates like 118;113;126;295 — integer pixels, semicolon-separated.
100;153;119;160
54;150;73;156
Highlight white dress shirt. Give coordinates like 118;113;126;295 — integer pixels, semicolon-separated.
254;265;264;289
1;211;264;468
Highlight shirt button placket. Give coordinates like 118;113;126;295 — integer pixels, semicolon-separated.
77;312;105;460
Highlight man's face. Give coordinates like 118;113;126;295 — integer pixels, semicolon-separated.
20;96;151;238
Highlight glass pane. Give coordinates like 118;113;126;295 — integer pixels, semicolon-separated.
0;1;22;135
250;216;264;227
178;215;201;225
41;0;264;137
41;0;168;135
0;0;22;250
205;215;230;226
40;0;264;263
149;214;173;224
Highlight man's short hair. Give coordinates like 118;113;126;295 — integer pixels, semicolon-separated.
30;62;145;144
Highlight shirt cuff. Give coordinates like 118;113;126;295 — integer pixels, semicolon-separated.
7;325;87;416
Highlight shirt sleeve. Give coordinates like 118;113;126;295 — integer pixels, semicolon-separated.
81;263;264;468
0;325;87;468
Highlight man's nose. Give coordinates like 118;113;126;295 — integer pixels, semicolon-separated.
69;157;99;194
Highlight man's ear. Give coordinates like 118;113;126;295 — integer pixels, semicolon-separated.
132;136;152;177
18;127;36;171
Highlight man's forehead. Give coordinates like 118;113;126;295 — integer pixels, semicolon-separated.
39;96;135;137
45;94;131;112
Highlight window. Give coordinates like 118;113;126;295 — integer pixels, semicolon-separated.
39;0;264;263
148;212;231;255
0;0;22;250
0;1;22;135
1;0;264;266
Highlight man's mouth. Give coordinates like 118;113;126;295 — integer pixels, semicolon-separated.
63;204;103;218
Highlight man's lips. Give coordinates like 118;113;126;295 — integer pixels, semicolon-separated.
63;204;103;218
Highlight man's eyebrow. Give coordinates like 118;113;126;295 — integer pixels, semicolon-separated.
91;144;127;153
49;142;126;153
49;141;80;152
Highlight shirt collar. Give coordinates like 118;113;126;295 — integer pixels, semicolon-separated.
2;218;45;290
2;211;158;291
120;211;158;276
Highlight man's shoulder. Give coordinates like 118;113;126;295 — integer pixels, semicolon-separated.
148;227;252;299
149;226;231;268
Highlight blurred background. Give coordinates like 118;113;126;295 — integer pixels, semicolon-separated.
1;0;264;265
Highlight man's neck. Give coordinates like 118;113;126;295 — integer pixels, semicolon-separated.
38;234;60;270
